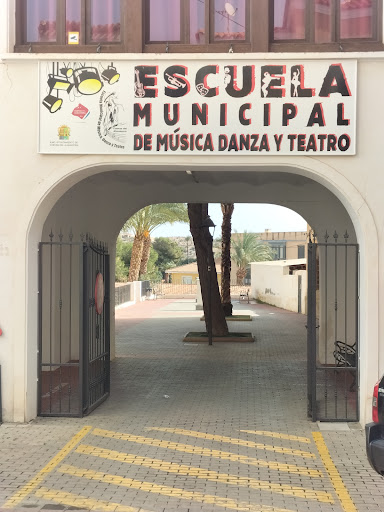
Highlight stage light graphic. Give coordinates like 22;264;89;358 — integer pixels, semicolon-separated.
47;74;74;92
73;67;103;95
60;66;74;78
101;65;120;85
42;94;63;113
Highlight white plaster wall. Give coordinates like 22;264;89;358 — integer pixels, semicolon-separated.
251;261;307;313
0;50;383;424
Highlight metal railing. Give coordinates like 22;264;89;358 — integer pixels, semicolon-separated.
149;280;251;299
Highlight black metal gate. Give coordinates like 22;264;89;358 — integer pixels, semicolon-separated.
307;231;359;421
38;232;110;417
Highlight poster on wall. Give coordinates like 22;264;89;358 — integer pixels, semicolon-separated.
39;60;356;155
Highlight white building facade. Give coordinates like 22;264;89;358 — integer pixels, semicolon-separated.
0;0;383;424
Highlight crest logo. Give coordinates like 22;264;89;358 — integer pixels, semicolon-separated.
58;125;71;140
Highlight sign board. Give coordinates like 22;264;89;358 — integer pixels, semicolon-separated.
39;60;356;155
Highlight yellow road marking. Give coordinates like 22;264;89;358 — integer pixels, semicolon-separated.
147;427;316;459
77;444;333;503
35;487;153;512
312;432;357;512
1;426;92;509
240;430;311;444
57;464;298;512
92;428;322;477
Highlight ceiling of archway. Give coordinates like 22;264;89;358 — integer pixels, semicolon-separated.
44;168;356;244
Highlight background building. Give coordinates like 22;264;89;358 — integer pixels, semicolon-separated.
0;1;382;425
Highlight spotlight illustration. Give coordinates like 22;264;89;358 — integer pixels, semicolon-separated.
42;62;114;114
101;65;120;85
47;74;74;92
42;94;63;113
43;62;75;113
73;67;103;95
60;66;74;78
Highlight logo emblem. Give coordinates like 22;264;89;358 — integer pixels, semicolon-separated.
58;125;71;140
72;104;90;120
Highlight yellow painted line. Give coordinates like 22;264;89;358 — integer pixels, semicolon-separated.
147;427;316;459
77;444;333;503
240;430;311;444
35;487;153;512
57;464;297;512
1;426;92;509
92;428;322;477
312;432;357;512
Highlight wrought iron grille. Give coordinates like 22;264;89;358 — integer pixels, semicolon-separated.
307;230;359;422
148;279;249;299
83;235;110;415
38;231;109;417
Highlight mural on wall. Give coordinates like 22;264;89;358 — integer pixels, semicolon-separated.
39;60;356;155
40;62;126;150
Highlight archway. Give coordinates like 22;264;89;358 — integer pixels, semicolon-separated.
20;163;378;425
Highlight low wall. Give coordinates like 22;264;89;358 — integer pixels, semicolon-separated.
115;281;148;306
115;283;133;306
250;261;307;314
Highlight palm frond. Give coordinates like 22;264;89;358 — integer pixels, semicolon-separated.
124;203;189;236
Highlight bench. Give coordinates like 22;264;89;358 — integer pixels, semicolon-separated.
239;289;249;303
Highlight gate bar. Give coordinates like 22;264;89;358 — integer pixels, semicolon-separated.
307;242;317;421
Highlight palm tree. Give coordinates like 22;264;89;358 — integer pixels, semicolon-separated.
220;203;234;316
188;203;228;337
231;231;274;285
185;235;192;263
124;203;189;281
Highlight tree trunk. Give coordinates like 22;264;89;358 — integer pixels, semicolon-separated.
188;203;228;337
220;203;234;316
236;267;247;286
139;232;151;277
128;234;144;282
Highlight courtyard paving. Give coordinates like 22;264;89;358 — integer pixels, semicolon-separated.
1;298;384;512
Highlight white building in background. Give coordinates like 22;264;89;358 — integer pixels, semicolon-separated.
251;259;307;314
0;0;383;424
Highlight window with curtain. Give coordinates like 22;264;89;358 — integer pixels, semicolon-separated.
315;0;332;43
273;0;376;42
274;0;306;40
21;0;122;47
90;0;121;42
26;0;57;42
190;0;206;44
146;0;248;44
16;0;383;51
148;0;181;41
340;0;373;39
66;0;81;43
214;0;246;41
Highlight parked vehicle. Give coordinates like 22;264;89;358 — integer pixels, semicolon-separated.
366;374;384;475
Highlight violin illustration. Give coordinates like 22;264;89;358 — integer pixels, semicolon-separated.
134;69;145;98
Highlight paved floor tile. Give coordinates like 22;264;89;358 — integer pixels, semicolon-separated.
1;299;384;511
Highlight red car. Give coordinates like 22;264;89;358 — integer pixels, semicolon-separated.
366;374;384;475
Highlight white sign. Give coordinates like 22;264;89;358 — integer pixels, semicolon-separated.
39;60;357;155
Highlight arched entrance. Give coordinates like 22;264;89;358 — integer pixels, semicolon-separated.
22;163;378;425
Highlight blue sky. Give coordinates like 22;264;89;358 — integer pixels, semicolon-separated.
152;203;307;238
